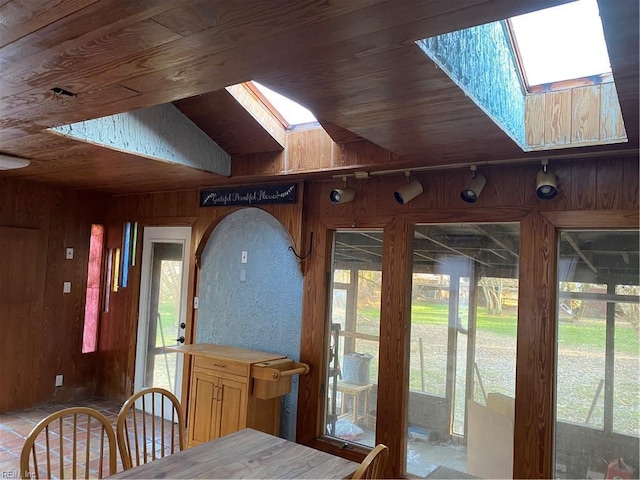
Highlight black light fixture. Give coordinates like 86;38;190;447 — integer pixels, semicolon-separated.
536;159;558;200
329;177;355;204
460;165;486;203
394;171;423;205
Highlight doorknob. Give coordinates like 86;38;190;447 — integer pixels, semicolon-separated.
180;322;186;329
176;336;185;343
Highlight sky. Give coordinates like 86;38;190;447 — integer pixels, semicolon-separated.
253;81;317;126
510;0;611;86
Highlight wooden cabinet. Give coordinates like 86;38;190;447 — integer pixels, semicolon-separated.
187;366;249;445
176;344;308;447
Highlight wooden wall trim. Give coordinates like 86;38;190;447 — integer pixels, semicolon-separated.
133;216;197;226
542;209;640;228
377;218;413;478
195;201;304;268
514;212;558;479
396;206;532;224
296;222;333;444
322;206;532;227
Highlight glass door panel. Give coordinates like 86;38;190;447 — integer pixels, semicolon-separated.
325;231;383;447
554;230;639;479
144;252;183;391
407;223;519;479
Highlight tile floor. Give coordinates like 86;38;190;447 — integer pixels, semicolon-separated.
0;397;176;478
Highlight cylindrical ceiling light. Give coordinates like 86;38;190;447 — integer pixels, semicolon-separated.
329;177;355;204
460;165;486;203
536;159;558;200
0;153;30;170
394;171;423;205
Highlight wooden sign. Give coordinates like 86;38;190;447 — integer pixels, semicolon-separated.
200;183;296;207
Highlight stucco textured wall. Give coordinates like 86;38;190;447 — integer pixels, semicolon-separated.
196;207;303;440
51;103;231;175
417;21;526;147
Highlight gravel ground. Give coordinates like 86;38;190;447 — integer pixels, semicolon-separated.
408;321;639;436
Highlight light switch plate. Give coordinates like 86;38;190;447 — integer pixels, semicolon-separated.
55;374;63;387
241;251;248;264
63;281;71;293
240;268;246;282
65;247;74;259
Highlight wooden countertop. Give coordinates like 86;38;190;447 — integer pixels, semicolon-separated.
108;428;359;479
171;343;287;364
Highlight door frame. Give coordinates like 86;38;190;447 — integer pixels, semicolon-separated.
134;225;192;401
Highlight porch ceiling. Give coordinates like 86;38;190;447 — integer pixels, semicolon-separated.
0;0;637;194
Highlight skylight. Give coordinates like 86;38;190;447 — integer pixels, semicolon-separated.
252;81;317;127
510;0;611;87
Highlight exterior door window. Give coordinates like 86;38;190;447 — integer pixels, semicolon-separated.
325;231;383;447
407;223;520;479
135;226;191;419
554;230;639;479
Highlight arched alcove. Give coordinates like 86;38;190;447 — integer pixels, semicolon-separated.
195;207;303;439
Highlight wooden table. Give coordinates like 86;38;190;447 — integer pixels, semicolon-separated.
108;428;359;479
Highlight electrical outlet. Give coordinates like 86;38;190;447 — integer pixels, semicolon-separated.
63;281;71;293
65;247;74;259
55;375;63;387
241;251;248;264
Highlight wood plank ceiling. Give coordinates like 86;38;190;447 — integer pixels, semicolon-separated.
0;0;637;194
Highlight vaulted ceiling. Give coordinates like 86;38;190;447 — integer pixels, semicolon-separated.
1;0;637;194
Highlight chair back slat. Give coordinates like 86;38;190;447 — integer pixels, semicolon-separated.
20;407;117;480
352;444;389;480
116;387;185;471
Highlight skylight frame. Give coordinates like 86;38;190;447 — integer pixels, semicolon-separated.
507;0;613;93
248;81;319;131
245;82;290;129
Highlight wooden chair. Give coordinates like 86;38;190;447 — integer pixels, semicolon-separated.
116;387;185;470
352;444;389;479
20;406;117;479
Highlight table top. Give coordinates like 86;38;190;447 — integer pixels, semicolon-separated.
171;343;286;364
108;428;359;479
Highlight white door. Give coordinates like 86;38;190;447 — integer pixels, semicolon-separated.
135;226;191;418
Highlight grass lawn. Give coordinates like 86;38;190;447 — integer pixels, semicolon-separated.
352;300;639;435
154;303;179;345
359;302;639;355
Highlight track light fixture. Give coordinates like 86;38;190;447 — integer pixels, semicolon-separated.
394;171;423;205
536;159;558;200
329;177;355;204
460;165;486;203
0;153;30;170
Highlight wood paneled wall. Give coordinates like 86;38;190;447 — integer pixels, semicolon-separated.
295;154;638;478
525;83;628;150
0;178;107;413
95;186;305;402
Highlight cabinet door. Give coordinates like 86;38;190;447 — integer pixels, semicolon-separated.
187;369;217;446
216;376;248;438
